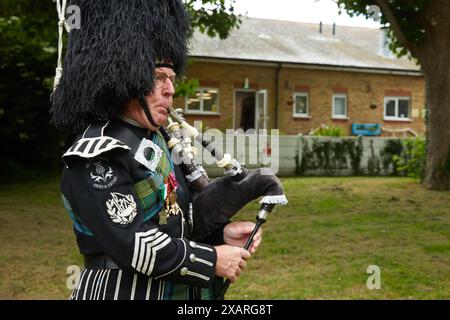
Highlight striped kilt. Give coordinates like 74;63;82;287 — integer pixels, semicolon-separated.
69;268;192;300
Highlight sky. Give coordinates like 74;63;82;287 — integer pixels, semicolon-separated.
233;0;381;29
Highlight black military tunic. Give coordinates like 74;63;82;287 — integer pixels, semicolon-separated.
61;118;223;300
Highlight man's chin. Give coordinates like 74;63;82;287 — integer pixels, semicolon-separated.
154;114;168;127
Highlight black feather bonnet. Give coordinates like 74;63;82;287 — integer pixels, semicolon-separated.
50;0;191;133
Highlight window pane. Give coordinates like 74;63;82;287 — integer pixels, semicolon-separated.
334;97;346;116
386;99;396;117
295;95;308;114
202;89;218;112
398;99;410;118
186;91;200;111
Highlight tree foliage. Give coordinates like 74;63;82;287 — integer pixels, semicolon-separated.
186;0;241;39
336;0;428;58
0;1;62;181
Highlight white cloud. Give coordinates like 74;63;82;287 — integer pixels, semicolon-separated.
233;0;381;29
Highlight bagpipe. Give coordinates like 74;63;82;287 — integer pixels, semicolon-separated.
159;107;288;299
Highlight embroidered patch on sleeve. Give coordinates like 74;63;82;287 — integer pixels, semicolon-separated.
105;192;138;225
85;159;119;190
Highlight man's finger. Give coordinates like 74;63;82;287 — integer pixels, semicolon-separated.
241;248;251;260
240;222;255;234
239;259;247;270
228;275;236;284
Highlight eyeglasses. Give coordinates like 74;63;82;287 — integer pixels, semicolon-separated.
154;72;177;88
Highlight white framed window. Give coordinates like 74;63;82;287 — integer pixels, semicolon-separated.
293;92;309;118
384;97;411;120
185;87;219;114
332;94;348;119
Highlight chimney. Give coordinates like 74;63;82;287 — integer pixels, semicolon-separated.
333;22;336;36
319;21;323;34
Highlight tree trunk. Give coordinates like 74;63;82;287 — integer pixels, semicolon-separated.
421;0;450;190
422;70;450;190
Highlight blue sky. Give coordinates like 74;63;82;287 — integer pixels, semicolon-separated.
233;0;381;28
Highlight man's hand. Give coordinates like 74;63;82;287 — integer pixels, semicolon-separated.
214;245;250;283
223;221;263;254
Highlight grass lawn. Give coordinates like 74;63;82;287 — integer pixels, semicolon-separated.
0;176;449;299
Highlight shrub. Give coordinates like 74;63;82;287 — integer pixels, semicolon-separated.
392;138;426;180
381;139;404;175
310;125;344;137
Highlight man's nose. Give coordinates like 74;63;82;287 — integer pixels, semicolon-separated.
162;79;175;97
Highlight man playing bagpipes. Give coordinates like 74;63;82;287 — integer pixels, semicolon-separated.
51;0;286;300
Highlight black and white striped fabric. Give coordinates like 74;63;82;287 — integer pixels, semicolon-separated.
69;269;189;300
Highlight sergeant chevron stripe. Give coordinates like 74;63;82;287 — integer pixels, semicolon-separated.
132;229;171;275
63;136;130;160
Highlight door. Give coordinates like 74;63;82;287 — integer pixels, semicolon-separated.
255;89;268;130
234;90;255;131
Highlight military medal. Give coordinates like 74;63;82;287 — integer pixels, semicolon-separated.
159;190;177;225
167;190;181;216
159;173;181;225
159;210;168;225
169;189;177;205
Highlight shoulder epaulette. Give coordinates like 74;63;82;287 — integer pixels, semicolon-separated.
63;136;130;160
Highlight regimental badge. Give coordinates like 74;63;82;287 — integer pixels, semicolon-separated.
105;192;138;225
134;138;163;171
87;160;118;189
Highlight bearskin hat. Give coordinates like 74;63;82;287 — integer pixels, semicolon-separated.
50;0;191;133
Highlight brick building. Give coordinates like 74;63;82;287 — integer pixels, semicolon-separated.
173;17;426;136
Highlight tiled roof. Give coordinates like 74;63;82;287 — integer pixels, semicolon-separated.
190;17;421;72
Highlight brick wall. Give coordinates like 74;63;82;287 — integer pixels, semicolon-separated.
173;61;277;131
280;68;426;136
174;60;426;136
